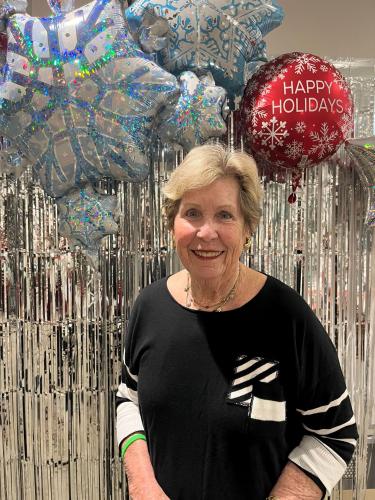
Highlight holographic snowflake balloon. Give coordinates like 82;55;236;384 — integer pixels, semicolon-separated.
47;0;75;15
57;183;119;265
0;144;29;177
157;71;227;150
125;0;284;100
0;0;179;197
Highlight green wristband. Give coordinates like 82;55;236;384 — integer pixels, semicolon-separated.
120;433;146;459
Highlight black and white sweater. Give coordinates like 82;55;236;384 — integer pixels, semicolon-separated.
116;275;358;500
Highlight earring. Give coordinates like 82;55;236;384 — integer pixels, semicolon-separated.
244;237;251;251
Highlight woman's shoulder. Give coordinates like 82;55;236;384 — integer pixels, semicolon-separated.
253;272;313;316
134;276;169;306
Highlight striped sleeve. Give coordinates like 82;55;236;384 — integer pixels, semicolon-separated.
116;362;145;449
288;369;358;494
116;303;145;450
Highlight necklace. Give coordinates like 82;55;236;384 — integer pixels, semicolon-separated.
184;267;241;312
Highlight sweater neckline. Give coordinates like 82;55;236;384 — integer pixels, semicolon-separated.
164;272;271;315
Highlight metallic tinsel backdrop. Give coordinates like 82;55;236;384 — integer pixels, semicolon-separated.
0;59;374;499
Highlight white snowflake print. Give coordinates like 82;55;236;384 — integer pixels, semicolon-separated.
320;65;329;72
333;72;349;90
285;140;304;160
261;62;288;82
257;116;289;150
295;121;306;134
275;71;287;81
245;78;260;95
259;82;272;96
309;123;338;159
258;148;271;161
248;97;268;127
292;54;320;75
339;113;353;139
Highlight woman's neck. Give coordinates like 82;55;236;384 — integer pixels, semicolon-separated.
186;265;241;311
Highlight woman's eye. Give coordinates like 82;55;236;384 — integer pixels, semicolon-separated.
185;208;200;218
219;211;233;220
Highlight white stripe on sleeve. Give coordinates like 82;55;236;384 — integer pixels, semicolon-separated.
302;415;355;436
324;436;357;447
118;384;139;405
124;361;138;383
296;390;348;416
116;382;144;446
288;435;347;494
116;402;144;447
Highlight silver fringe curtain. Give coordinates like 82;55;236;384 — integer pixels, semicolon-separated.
0;59;374;499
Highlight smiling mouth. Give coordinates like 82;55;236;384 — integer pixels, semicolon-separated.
192;250;224;259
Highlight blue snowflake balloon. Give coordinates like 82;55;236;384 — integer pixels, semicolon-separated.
0;0;179;197
57;183;119;263
157;71;226;150
125;0;284;100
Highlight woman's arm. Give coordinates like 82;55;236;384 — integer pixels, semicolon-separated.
117;370;169;498
268;461;323;499
124;440;170;500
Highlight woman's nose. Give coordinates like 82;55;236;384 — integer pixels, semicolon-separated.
196;219;218;240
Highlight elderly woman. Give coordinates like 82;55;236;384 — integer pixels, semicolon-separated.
116;144;358;500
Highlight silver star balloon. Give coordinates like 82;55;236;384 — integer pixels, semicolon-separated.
57;183;119;266
157;71;227;150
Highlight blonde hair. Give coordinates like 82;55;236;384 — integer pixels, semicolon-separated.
163;144;263;234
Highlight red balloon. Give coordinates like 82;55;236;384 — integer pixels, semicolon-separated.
240;52;353;170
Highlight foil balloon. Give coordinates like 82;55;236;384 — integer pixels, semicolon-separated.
47;0;75;15
134;6;170;54
240;52;353;170
57;183;119;266
345;137;375;227
125;0;284;101
0;144;29;177
0;0;27;32
345;137;375;188
157;71;227;150
0;0;179;198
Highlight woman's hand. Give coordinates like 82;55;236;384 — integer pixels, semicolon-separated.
128;479;170;499
268;461;323;499
124;439;170;500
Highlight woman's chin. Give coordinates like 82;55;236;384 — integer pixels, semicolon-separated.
188;266;224;281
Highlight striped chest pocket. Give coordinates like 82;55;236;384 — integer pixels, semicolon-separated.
226;355;286;423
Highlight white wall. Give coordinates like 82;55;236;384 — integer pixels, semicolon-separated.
266;0;375;59
28;0;375;59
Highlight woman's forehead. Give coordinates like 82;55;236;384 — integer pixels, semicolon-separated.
180;177;240;202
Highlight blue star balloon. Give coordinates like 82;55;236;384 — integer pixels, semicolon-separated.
157;71;227;150
0;0;179;198
125;0;284;101
57;183;119;262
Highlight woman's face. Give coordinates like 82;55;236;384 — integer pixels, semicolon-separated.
173;176;249;282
